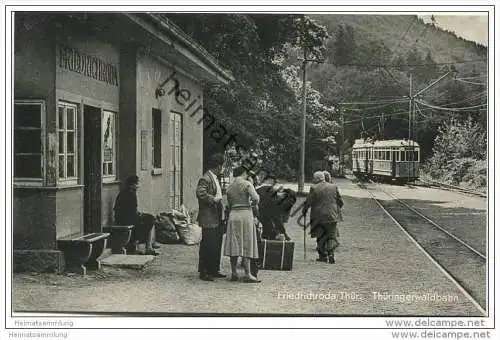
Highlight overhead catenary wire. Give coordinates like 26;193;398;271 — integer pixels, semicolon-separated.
454;78;487;86
419;91;487;108
342;100;409;112
343;101;454;125
339;98;408;105
414;101;432;119
380;66;410;92
437;92;487;107
416;99;487;112
344;111;411;124
337;59;486;68
455;75;487;80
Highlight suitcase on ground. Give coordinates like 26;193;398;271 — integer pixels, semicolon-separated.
260;239;294;270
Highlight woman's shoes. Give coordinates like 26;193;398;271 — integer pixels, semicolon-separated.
229;273;261;283
144;248;160;256
243;276;261;283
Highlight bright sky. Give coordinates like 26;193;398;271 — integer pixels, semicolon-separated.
419;14;488;46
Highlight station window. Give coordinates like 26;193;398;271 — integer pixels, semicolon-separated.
57;101;79;183
152;108;162;169
14;100;45;184
102;110;117;179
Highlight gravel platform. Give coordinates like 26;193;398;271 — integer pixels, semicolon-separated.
11;179;483;316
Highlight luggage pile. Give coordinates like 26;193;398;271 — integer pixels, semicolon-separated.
154;205;202;245
154;213;180;244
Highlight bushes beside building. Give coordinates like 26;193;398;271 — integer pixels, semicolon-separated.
423;117;487;191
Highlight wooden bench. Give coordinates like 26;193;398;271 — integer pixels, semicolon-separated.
57;232;110;275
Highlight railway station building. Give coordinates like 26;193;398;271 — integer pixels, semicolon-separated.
13;12;233;272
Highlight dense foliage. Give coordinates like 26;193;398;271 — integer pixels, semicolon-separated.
423;117;487;190
166;14;331;178
167;13;487;184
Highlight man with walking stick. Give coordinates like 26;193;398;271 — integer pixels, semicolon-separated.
302;171;344;264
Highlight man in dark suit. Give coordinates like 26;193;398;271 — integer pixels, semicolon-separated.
302;171;344;264
114;175;159;255
196;153;226;281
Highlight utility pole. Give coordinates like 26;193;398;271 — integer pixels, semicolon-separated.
408;73;413;182
339;107;344;177
406;67;456;181
299;50;307;194
408;73;413;142
297;15;326;193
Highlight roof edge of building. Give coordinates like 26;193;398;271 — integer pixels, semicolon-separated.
145;13;235;84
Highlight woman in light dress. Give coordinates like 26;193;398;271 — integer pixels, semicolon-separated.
224;166;261;283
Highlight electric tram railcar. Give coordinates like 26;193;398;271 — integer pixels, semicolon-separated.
352;139;420;183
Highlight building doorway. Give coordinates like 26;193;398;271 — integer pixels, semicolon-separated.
83;105;102;234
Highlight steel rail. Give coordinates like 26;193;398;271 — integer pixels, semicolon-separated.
381;187;487;260
362;183;487;316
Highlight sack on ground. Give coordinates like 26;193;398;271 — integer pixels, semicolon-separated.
155;213;181;244
176;222;202;245
172;206;190;226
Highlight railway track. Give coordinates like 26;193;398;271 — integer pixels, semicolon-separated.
360;180;487;316
412;179;487;198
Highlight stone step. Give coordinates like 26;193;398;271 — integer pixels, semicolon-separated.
100;254;156;269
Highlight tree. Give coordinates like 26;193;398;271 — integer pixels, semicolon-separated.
420;51;438;82
333;24;356;66
405;46;422;76
356;39;392;70
166;14;330;175
281;65;339;174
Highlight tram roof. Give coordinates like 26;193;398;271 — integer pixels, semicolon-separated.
352;139;420;148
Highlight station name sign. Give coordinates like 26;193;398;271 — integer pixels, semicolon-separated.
58;46;119;86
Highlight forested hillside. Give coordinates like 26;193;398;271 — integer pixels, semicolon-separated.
314;15;486;67
305;15;487;188
166;13;488;188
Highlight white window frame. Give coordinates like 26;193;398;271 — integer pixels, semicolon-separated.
102;110;117;182
169;111;183;210
57;101;79;185
14;100;46;186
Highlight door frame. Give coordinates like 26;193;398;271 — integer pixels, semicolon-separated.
83;104;103;234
